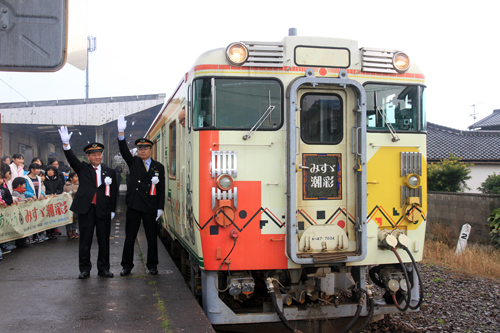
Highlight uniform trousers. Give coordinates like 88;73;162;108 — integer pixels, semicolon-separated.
78;205;111;273
121;208;159;271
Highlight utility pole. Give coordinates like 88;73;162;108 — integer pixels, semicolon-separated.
86;36;97;99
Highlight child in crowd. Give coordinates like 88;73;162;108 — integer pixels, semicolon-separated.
39;170;46;194
24;163;47;242
9;153;25;189
12;177;28;202
2;167;13;192
63;172;79;239
11;177;32;247
0;171;16;254
44;166;63;239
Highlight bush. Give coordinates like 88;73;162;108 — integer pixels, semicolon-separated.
427;154;472;192
488;208;500;249
478;172;500;194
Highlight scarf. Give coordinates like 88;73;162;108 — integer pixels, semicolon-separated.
13;186;26;193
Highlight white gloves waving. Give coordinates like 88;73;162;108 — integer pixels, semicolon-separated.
58;126;73;144
117;114;127;133
156;209;163;221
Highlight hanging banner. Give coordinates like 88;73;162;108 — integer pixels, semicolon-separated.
0;193;73;242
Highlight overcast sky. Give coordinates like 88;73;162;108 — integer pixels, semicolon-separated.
0;0;498;130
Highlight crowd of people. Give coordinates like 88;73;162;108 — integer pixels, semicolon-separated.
0;154;78;260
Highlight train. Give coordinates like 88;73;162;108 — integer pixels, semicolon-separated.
145;29;427;332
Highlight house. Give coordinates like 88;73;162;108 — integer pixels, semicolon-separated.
427;112;500;192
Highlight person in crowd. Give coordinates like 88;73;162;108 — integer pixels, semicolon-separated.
59;126;118;279
59;161;70;181
47;159;66;236
39;169;46;194
11;177;33;247
9;153;25;189
0;170;16;254
63;172;80;239
2;155;11;167
1;166;13;192
24;163;45;200
0;171;13;206
44;166;64;195
117;115;165;276
31;157;43;166
24;163;47;243
44;165;64;240
11;177;29;202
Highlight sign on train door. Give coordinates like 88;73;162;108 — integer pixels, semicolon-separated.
294;88;356;259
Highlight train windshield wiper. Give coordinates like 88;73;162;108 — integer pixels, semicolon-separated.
243;90;275;140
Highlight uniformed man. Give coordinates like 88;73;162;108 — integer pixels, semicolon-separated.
117;115;165;276
58;126;118;279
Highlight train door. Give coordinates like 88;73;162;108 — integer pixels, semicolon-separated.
295;89;354;258
286;71;367;264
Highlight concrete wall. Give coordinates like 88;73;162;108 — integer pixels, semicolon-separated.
428;191;500;245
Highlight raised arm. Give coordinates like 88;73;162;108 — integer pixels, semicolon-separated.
59;126;81;173
117;115;135;166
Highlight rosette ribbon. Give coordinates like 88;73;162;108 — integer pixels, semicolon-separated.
150;176;159;195
104;176;112;197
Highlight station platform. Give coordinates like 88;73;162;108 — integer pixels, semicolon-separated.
0;193;215;333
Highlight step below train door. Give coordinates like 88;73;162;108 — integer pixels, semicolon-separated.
286;69;367;264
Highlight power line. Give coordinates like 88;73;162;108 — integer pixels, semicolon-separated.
0;77;30;102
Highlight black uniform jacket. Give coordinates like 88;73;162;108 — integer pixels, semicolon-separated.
118;139;165;213
64;148;118;219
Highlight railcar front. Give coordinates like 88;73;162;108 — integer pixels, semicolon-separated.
147;33;427;331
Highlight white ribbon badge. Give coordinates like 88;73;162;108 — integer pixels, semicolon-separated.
104;176;112;197
150;176;159;195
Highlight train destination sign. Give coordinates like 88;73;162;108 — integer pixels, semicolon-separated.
302;153;341;200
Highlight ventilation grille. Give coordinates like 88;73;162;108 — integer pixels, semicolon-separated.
241;41;284;68
212;150;237;178
401;152;422;207
360;47;399;74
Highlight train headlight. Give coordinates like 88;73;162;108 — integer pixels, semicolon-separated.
217;174;233;190
393;52;410;72
226;42;248;66
404;173;420;189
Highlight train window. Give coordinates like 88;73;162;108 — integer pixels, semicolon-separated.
300;93;343;145
365;84;426;132
169;121;176;179
193;78;282;130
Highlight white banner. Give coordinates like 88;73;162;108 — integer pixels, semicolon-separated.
0;193;73;242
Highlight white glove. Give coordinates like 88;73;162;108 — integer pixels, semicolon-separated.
111;212;115;220
117;114;127;133
58;126;73;144
156;209;163;221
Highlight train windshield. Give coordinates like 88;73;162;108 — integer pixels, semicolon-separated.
193;78;282;130
365;84;426;132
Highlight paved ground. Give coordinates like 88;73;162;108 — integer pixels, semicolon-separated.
0;193;214;333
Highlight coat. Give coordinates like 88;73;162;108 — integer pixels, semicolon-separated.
118;139;165;213
44;175;64;195
24;175;45;199
63;148;118;219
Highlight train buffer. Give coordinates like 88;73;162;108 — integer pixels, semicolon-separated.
0;194;214;333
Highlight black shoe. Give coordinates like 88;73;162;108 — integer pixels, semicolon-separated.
120;268;131;276
97;270;114;278
148;268;158;275
78;272;90;279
